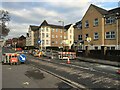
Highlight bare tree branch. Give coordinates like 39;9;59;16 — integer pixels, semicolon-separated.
0;10;10;37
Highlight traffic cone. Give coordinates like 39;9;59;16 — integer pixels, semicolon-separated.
67;57;70;64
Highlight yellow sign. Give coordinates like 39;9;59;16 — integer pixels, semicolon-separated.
87;37;91;42
65;40;70;44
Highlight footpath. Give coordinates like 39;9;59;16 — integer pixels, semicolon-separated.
76;56;120;67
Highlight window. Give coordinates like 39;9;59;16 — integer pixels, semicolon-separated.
105;31;115;39
56;41;58;44
52;41;54;44
85;20;89;28
42;33;44;38
42;40;44;44
95;46;98;50
64;36;67;39
56;35;58;38
60;35;62;38
46;28;49;32
41;28;44;31
111;47;115;50
56;29;58;32
46;40;49;45
52;29;54;32
60;29;62;33
106;17;116;24
52;35;54;38
85;34;89;38
77;22;82;29
70;35;72;39
78;35;82;40
46;33;49;38
94;18;98;26
94;32;99;39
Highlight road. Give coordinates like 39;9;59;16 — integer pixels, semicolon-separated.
1;47;78;89
27;54;120;89
2;63;75;89
2;47;120;89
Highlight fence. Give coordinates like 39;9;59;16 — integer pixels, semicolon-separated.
76;50;120;62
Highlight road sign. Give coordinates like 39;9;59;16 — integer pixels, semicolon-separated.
18;54;26;62
86;37;91;42
38;40;42;44
38;40;41;44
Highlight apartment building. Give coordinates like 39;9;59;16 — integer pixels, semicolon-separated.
26;25;39;48
64;24;75;49
76;4;120;50
38;20;75;50
39;20;64;49
73;21;83;50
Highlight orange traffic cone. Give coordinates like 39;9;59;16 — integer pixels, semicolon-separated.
67;57;70;64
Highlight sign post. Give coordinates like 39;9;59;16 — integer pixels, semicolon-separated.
38;39;42;51
86;37;91;56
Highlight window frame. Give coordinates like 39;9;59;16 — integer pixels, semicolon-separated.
85;20;89;28
105;17;116;24
94;32;99;40
85;34;89;39
94;18;99;26
52;35;54;38
78;35;82;40
105;31;115;39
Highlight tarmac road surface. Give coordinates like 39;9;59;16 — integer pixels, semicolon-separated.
2;63;77;89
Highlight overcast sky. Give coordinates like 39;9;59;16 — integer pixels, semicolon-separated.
1;0;120;39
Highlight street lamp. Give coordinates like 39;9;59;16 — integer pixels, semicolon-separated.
58;20;64;50
14;42;17;51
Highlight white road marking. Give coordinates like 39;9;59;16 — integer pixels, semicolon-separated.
23;82;29;85
96;65;120;70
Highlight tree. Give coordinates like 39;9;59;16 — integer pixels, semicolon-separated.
0;10;10;37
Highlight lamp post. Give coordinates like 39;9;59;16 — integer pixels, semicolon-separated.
40;28;43;51
116;13;119;50
58;20;64;60
58;20;64;51
15;42;17;51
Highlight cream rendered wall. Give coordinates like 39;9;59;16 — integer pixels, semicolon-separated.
67;24;74;49
31;31;34;46
39;26;51;48
26;27;34;46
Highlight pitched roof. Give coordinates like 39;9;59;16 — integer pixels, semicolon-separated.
40;20;48;26
26;33;29;37
48;24;63;28
64;24;72;30
30;25;39;31
108;7;120;14
19;35;26;40
40;20;63;29
103;7;120;18
73;21;81;28
91;4;108;15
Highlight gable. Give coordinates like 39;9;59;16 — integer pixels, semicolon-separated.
81;4;107;21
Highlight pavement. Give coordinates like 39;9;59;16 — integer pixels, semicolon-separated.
77;56;120;67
